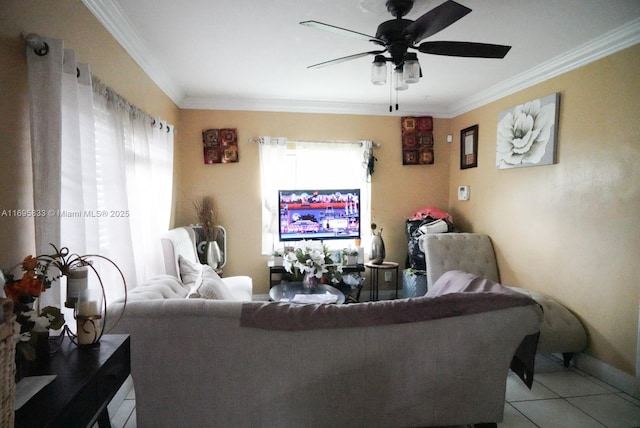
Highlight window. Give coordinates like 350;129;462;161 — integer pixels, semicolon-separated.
259;138;372;254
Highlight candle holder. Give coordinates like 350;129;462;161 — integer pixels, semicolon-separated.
65;265;88;309
26;244;127;348
64;253;126;348
75;289;103;347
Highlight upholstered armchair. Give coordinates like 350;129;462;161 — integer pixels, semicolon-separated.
420;233;587;366
161;226;252;301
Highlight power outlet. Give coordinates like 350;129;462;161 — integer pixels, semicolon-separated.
384;271;393;282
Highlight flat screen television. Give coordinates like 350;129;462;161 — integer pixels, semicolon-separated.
278;189;361;242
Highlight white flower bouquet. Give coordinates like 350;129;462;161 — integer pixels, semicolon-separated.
282;240;342;283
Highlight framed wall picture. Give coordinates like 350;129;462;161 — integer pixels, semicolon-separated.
496;92;560;169
460;125;478;169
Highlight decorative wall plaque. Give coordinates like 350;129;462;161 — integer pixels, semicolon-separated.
203;128;239;164
401;116;433;165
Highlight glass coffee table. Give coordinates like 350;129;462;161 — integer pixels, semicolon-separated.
269;282;345;304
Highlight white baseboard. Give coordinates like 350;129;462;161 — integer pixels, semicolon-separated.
574;352;640;399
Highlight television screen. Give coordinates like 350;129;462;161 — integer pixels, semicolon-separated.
278;189;361;242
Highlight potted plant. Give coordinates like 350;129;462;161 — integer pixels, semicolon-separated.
269;249;284;267
343;248;358;266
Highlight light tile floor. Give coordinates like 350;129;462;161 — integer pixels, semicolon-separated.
108;354;640;428
501;354;640;428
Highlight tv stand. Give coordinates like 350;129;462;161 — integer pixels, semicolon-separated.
268;265;365;302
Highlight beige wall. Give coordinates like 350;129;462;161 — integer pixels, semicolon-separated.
449;45;640;375
1;0;638;377
0;0;179;268
174;110;451;291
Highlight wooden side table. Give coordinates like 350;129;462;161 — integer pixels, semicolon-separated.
364;261;399;301
15;334;130;428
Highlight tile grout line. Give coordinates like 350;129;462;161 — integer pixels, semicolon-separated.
561;396;609;428
505;401;542;427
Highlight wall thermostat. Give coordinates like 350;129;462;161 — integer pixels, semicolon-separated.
457;185;470;201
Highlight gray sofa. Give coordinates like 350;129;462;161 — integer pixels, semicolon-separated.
107;229;543;427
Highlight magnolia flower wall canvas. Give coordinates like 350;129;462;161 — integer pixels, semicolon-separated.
496;93;560;169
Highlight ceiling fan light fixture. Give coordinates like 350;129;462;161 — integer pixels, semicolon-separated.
403;53;420;84
371;55;388;85
394;65;408;91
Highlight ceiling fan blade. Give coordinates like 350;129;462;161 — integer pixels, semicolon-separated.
404;0;472;44
307;50;386;69
417;41;511;58
300;20;383;44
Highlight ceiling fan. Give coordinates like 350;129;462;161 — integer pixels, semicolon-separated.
300;0;511;90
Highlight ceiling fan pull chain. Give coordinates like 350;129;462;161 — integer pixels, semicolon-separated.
389;66;393;112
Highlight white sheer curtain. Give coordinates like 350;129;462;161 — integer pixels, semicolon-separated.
86;80;175;295
26;37;64;308
258;138;372;255
258;137;288;254
26;36;174;307
60;51;98;260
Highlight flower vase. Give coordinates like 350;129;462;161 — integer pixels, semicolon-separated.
302;272;319;291
370;232;386;265
34;329;51;361
206;241;222;270
15;330;51;382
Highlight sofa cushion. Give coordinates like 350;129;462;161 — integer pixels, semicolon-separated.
191;275;234;300
181;258;235;300
178;255;202;286
120;275;189;301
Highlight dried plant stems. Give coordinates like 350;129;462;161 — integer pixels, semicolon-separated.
194;196;219;242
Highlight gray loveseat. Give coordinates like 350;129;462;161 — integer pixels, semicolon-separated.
108;260;542;427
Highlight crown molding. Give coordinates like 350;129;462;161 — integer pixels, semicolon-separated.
180;96;451;117
447;17;640;117
82;0;185;104
84;0;639;118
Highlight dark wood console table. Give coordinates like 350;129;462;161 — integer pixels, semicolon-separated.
15;334;131;428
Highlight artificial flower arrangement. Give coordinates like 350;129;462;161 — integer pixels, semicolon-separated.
2;245;127;369
282;240;343;284
2;249;70;361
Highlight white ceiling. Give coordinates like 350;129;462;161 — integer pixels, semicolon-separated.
83;0;640;117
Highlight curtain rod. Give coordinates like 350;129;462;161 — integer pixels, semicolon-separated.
93;77;175;134
248;138;380;148
23;33;175;134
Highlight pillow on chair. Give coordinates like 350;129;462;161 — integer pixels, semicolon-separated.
191;273;234;300
178;255;202;287
194;265;234;300
179;256;234;300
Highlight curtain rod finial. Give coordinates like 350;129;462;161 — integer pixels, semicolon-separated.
23;32;49;56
